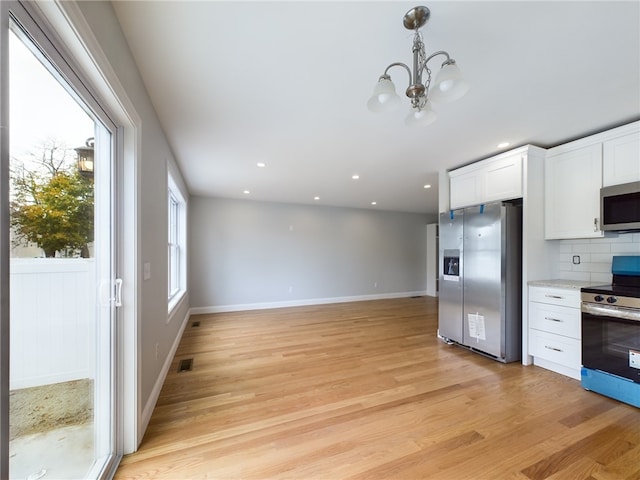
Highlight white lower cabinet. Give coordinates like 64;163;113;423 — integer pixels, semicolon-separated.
528;285;581;380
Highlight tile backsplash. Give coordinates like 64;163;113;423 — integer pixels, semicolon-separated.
552;232;640;284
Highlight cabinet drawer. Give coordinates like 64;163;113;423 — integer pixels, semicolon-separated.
529;330;581;370
529;287;580;308
529;302;581;339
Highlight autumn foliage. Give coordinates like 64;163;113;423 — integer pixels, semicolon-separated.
11;145;94;257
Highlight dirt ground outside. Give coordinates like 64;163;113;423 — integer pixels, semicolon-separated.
9;379;93;440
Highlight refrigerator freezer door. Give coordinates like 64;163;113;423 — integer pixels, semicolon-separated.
462;203;504;357
438;211;464;343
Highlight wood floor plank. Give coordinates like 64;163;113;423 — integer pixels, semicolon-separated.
115;297;640;479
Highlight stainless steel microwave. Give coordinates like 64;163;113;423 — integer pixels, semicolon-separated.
600;181;640;232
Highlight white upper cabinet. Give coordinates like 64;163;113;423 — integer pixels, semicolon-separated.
449;150;523;209
483;154;524;203
449;169;483;210
545;144;603;239
603;131;640;187
544;121;639;240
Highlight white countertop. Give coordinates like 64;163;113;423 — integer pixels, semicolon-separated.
528;279;599;290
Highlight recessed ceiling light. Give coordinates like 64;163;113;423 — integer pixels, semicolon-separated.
314;196;320;200
352;174;360;180
256;162;266;168
243;190;250;194
371;201;377;205
424;184;431;189
497;142;510;148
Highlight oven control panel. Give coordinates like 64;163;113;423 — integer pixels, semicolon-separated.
581;292;640;310
589;294;617;303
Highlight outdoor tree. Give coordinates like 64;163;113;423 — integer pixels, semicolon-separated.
10;140;94;258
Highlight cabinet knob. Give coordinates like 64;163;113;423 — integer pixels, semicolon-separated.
594;217;599;232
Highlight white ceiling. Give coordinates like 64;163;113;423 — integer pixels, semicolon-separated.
112;1;640;215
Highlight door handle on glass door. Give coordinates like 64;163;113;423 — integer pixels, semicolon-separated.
114;278;123;307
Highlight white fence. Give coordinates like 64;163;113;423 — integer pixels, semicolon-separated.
10;258;95;390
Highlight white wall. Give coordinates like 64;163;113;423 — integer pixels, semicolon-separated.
550;231;640;283
190;197;434;311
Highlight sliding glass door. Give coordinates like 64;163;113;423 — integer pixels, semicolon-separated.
1;2;120;478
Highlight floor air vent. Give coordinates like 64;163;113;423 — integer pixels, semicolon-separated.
178;358;193;373
192;321;200;327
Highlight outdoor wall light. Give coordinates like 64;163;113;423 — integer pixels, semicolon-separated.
75;137;95;178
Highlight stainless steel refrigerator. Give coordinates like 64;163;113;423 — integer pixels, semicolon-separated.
438;202;522;363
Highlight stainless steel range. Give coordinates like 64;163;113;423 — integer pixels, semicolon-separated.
581;255;640;407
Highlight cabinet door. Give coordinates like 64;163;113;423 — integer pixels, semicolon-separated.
603;133;640;187
450;170;482;209
483;154;523;203
450;154;523;209
545;144;603;239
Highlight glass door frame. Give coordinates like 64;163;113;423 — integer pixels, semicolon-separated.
1;3;12;479
0;1;123;477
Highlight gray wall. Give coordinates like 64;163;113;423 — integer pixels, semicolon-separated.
74;1;190;436
190;197;434;310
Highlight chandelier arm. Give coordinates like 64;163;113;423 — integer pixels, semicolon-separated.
423;50;453;70
382;62;413;87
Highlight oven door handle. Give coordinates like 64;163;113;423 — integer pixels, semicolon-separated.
581;302;640;322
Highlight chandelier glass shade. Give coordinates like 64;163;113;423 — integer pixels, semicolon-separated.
405;101;437;127
367;6;468;126
366;77;401;113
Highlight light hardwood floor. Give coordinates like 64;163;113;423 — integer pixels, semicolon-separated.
115;297;639;479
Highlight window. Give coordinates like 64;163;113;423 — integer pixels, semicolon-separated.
168;172;186;310
168;191;179;297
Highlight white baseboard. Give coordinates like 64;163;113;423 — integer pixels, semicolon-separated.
189;291;427;315
140;307;191;435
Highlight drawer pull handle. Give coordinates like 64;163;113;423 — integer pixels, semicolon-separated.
544;345;563;353
545;317;562;322
544;295;563;299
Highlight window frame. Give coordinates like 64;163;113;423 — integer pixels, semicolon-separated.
167;171;186;314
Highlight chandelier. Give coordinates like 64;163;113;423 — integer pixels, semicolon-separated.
367;6;468;126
